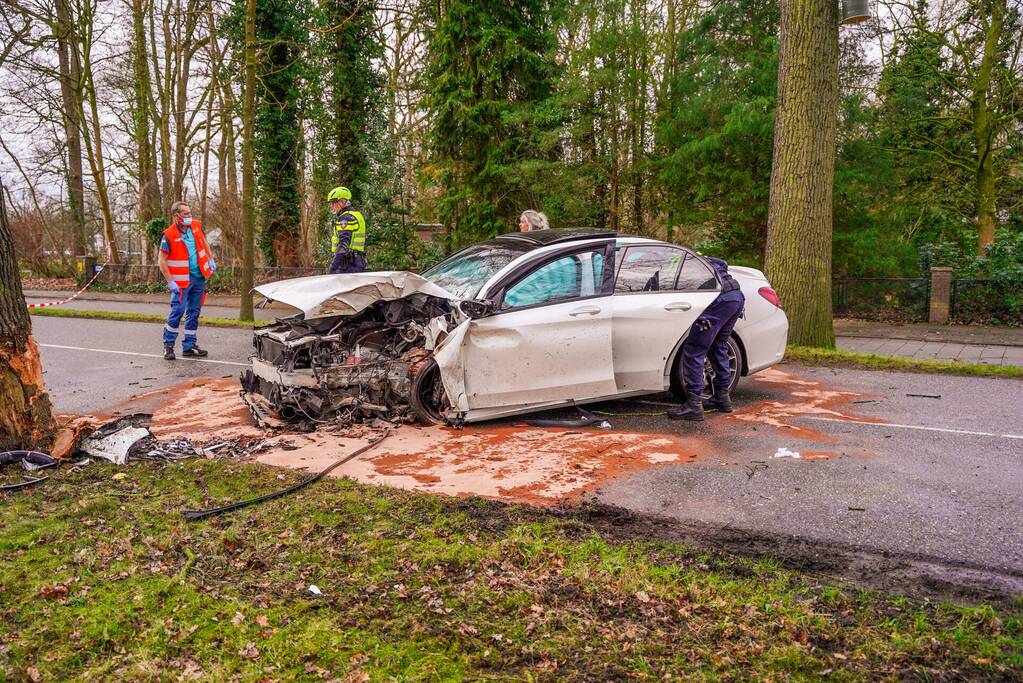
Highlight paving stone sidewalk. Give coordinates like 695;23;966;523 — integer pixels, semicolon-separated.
835;319;1023;367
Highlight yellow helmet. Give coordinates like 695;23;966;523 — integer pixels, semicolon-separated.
326;186;351;201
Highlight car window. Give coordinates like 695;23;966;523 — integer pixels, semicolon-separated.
422;243;530;299
614;247;685;293
502;249;604;309
676;254;720;291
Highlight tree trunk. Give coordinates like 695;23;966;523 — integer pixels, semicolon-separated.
55;0;87;258
132;0;162;237
972;0;1003;254
0;179;55;451
239;0;257;321
764;0;838;348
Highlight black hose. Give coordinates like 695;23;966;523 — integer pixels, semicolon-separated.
0;451;57;493
183;431;391;522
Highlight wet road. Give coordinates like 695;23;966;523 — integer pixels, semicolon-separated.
33;315;1023;596
34;316;254;414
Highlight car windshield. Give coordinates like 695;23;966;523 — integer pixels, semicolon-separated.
422;242;530;299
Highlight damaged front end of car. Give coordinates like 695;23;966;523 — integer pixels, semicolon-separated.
239;273;457;428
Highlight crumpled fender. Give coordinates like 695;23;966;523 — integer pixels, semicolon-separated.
432;319;471;415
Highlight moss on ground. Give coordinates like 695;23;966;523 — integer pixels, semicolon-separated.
1;460;1020;680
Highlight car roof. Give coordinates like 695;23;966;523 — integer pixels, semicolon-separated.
489;228;621;248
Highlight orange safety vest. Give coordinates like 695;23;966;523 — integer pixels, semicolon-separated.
162;221;214;291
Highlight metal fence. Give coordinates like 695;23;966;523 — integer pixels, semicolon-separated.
951;279;1023;325
832;277;929;322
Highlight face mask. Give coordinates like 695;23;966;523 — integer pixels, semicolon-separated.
181;216;193;227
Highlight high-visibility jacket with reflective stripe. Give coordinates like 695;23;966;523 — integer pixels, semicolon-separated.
331;209;366;253
162;221;213;289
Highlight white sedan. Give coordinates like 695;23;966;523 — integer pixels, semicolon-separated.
245;229;788;425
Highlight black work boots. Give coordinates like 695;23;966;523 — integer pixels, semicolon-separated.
667;396;705;421
165;345;210;359
668;387;734;421
703;387;734;413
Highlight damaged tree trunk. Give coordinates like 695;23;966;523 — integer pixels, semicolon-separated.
0;179;56;451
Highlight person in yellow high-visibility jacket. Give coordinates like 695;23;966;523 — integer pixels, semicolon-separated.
326;186;367;274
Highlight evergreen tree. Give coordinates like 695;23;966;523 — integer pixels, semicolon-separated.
425;0;564;247
307;0;383;241
233;0;307;265
656;0;779;264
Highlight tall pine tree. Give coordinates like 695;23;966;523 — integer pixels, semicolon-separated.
252;0;307;265
425;0;563;247
308;0;382;249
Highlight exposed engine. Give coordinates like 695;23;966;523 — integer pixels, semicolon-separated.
240;293;451;426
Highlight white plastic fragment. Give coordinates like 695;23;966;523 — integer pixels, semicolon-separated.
81;426;151;465
772;447;801;459
307;584;322;595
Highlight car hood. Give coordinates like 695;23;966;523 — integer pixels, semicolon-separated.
254;271;456;320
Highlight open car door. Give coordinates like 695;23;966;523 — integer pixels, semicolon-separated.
453;240;618;411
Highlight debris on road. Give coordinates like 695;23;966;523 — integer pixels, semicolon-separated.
906;393;941;399
183;430;392;522
81;426;151;465
773;447;801;459
0;450;58;492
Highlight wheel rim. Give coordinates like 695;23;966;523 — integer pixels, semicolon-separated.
701;343;737;399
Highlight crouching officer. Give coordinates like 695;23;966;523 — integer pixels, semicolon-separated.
326;186;367;274
668;257;745;421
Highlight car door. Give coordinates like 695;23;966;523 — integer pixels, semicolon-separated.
609;246;721;392
457;241;618;410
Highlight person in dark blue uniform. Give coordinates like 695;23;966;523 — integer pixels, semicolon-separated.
668;257;745;421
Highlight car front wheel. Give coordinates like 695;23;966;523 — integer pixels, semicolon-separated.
669;335;742;401
410;357;449;425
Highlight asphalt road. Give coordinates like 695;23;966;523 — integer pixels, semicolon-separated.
33;315;254;414
32;314;1023;598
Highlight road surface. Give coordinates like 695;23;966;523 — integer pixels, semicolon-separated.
32;314;1023;599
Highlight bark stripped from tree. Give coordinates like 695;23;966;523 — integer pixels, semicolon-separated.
764;0;838;348
0;179;55;451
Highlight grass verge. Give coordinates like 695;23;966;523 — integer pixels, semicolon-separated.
29;307;268;329
1;459;1020;680
785;345;1023;379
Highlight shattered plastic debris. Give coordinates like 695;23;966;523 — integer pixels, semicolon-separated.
307;584;322;595
772;447;801;459
81;426;152;465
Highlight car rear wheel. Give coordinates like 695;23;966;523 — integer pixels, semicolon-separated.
410;357;449;425
669;335;742;401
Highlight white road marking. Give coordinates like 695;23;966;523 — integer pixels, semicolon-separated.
803;416;1023;441
39;343;250;368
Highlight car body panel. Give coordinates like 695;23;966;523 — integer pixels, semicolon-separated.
609;290;720;392
254;271;455;320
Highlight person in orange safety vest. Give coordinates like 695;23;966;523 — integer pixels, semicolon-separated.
158;200;216;360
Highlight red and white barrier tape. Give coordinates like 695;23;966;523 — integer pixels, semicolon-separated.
26;261;110;309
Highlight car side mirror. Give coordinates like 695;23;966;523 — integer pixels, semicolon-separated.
459;299;495;319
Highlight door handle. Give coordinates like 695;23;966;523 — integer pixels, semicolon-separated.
569;305;601;316
664;302;692;311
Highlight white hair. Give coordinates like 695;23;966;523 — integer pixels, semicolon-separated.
170;200;190;216
519;210;549;231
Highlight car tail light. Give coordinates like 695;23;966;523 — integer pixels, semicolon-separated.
758;286;781;308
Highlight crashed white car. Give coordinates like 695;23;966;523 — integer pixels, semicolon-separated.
242;229;788;425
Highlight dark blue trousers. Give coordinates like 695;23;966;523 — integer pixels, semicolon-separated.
163;277;205;350
682;290;745;396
